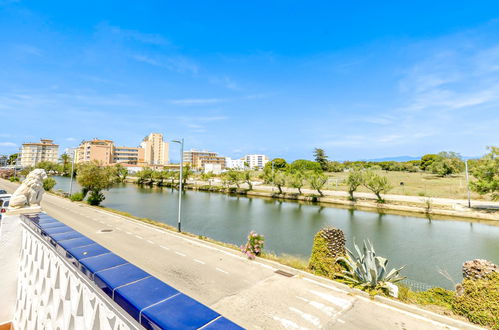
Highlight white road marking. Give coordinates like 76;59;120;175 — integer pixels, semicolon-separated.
216;267;229;274
289;307;321;327
194;259;205;264
309;290;352;310
126;231;132;235
175;251;186;257
135;235;143;239
337;319;345;324
296;296;335;317
115;227;123;231
146;240;154;244
272;316;303;330
160;245;170;250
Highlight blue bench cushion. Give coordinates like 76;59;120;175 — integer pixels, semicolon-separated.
114;277;179;320
67;243;110;260
94;263;151;298
79;253;128;279
141;294;220;330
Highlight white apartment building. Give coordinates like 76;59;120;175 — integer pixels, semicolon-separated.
140;133;170;165
225;157;246;170
20;139;59;167
244;154;269;169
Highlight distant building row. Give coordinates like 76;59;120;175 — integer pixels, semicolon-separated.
183;149;268;173
74;133;169;166
18;135;269;172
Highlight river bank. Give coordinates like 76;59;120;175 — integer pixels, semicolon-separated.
125;177;499;222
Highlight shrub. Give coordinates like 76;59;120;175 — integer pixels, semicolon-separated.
69;192;84;201
9;176;20;182
398;286;455;310
241;231;264;259
452;272;499;329
309;228;345;278
87;191;105;206
43;177;57;191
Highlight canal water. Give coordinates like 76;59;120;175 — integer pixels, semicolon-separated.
54;176;499;290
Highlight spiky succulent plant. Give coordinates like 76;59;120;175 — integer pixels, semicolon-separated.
336;240;405;291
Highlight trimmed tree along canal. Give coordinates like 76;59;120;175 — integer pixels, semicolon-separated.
54;176;499;290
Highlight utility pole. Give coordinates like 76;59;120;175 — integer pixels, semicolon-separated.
465;160;471;208
69;149;76;196
172;139;184;232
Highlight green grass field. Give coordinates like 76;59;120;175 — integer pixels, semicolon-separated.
321;170;485;200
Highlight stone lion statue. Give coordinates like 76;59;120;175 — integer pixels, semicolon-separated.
9;169;48;209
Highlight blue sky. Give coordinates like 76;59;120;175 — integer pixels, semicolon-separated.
0;1;498;161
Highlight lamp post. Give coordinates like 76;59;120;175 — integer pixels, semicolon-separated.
465;160;471;208
171;138;184;232
69;149;76;196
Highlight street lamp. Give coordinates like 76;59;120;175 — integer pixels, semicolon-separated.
69;149;76;196
171;138;184;232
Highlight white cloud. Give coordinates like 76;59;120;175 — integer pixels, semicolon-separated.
0;142;16;147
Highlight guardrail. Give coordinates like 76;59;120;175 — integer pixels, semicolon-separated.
15;213;242;329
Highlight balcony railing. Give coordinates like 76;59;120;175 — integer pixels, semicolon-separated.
1;213;242;329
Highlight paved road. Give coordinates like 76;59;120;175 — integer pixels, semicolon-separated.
0;179;479;329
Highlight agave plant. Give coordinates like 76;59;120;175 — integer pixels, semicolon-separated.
336;240;405;291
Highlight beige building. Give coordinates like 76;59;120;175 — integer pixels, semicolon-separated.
140;133;169;165
75;139;114;165
20;139;59;167
196;155;226;170
113;146;145;165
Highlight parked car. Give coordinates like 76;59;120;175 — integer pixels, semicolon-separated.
0;197;10;219
0;189;8;199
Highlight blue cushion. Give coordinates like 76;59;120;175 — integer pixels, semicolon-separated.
140;294;220;330
114;277;179;320
58;237;95;250
42;225;73;235
67;243;110;260
50;230;83;242
94;263;150;298
79;253;128;279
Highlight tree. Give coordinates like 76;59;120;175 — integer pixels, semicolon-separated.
225;170;243;188
290;159;322;172
59;153;72;176
289;171;305;194
429;152;464;177
76;161;113;205
273;171;286;194
7;153;18;165
470;146;498;200
309;172;328;196
181;165;193;186
346;170;363;201
152;170;166;186
420;154;440;171
112;164;128;183
243;171;253;190
314;148;329;171
136;167;154;184
43;177;57;191
264;158;288;171
363;171;392;202
327;161;344;173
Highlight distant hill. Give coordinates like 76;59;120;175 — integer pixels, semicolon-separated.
363;155;421;162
